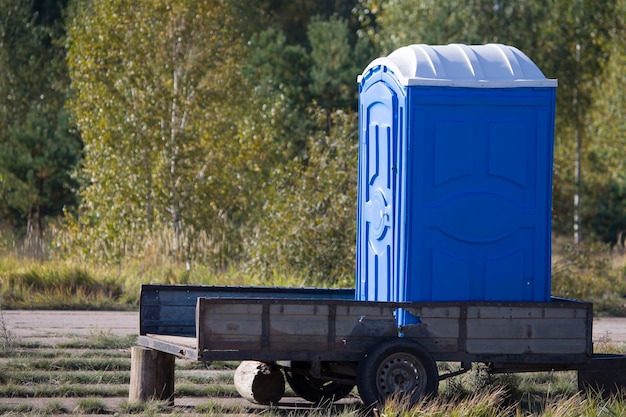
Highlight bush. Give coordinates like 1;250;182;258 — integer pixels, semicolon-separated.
552;240;626;314
243;108;358;287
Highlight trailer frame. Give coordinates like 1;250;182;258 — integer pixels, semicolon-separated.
133;284;626;405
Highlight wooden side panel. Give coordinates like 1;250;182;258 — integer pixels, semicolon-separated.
268;304;329;351
334;304;397;352
467;305;588;319
465;305;590;355
467;339;588;355
198;303;263;351
191;297;592;363
196;298;399;360
140;284;354;336
402;307;462;353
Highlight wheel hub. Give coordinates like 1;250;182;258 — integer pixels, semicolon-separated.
377;354;423;396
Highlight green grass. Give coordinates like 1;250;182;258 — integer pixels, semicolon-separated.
0;370;129;385
175;382;239;397
194;400;246;415
5;357;130;371
56;332;137;349
0;369;233;386
0;260;125;310
118;399;170;414
176;372;234;384
0;254;319;310
5;332;619;416
42;399;70;414
0;403;34;415
75;398;111;414
176;360;239;370
376;389;626;417
551;237;626;315
0;348;127;359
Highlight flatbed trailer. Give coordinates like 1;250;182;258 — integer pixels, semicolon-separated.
118;42;624;407
135;284;626;406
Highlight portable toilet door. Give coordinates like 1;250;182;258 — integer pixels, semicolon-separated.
356;44;557;310
356;65;407;304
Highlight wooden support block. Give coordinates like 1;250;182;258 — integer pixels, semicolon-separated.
234;361;285;405
129;346;175;405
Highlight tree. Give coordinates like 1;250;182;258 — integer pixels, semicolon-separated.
308;14;371;112
245;27;310;104
0;107;80;255
538;0;619;238
0;0;44;132
258;0;362;44
582;1;626;246
243;26;313;162
0;0;77;253
356;0;550;53
65;0;251;264
236;13;374;283
243;108;359;286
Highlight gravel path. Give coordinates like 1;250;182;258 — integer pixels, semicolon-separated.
1;310;138;346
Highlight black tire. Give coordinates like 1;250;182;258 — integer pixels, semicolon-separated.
357;338;438;407
285;361;355;404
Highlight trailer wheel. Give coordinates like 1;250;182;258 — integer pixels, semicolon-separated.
357;339;438;407
285;361;355;404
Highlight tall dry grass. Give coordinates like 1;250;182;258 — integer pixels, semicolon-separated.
0;227;625;311
378;388;514;417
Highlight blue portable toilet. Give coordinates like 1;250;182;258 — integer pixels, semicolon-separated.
356;44;557;315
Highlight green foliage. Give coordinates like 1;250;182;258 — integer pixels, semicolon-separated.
65;0;250;265
245;27;310;104
0;0;49;127
243;108;358;287
308;14;370;110
357;0;550;53
581;9;626;245
543;0;622;236
552;240;626;314
0;107;80;229
0;0;77;250
257;0;362;45
586;178;626;247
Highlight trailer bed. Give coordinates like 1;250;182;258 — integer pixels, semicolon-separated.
138;285;593;368
135;285;626;403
